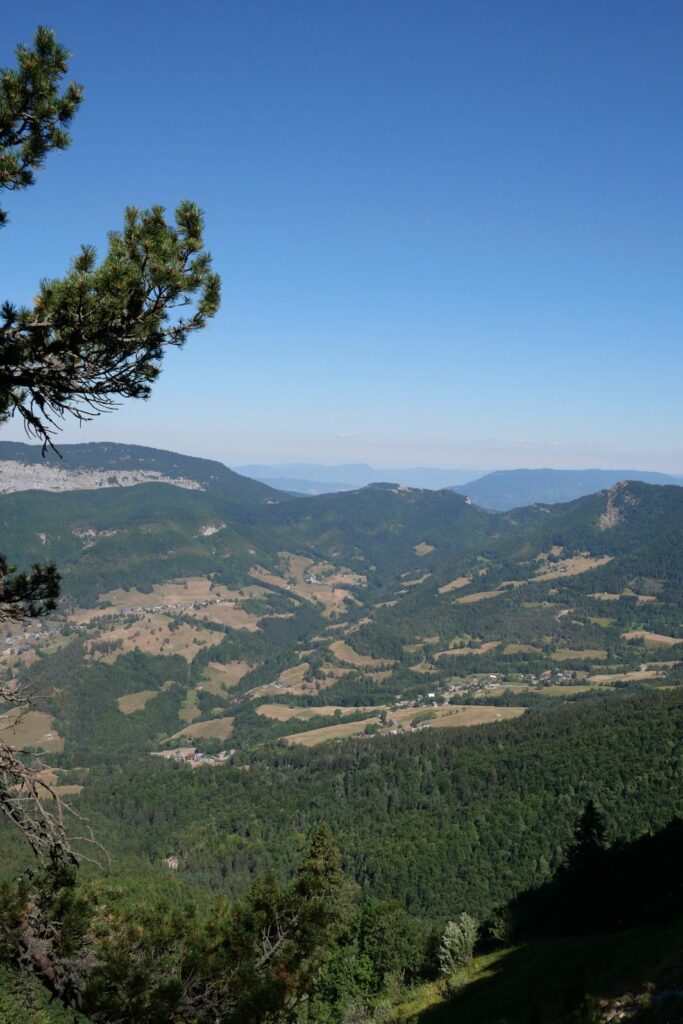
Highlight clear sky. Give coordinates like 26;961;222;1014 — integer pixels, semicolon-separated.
3;1;683;471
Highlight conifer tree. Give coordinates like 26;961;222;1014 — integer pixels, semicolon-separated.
0;27;220;863
566;800;607;868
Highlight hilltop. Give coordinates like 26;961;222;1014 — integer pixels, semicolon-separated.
451;467;683;510
0;441;284;502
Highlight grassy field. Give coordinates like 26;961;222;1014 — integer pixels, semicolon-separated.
256;704;377;721
250;552;362;614
438;641;500;659
540;684;607;696
329;639;393;667
0;709;63;753
179;689;201;724
456;590;505;605
89;613;219;662
201;661;253;694
283;716;382;746
395;920;683;1024
588;615;615;627
418;706;525;728
415;542;435;556
551;648;607;661
188;602;261;631
279;663;310;685
590;591;658;605
402;573;432;587
283;704;526;746
438;576;472;594
588;669;663;683
167;717;235;743
116;690;158;714
533;553;613;582
623;629;683;647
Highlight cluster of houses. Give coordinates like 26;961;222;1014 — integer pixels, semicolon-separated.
151;747;236;766
2;625;62;656
116;594;227;616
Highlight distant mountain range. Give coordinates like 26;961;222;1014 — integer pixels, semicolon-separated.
451;468;683;511
235;462;483;492
1;446;681;513
236;461;683;508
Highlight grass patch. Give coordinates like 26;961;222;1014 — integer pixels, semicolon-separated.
414;542;435;556
551;648;607;662
402;920;683;1024
167;716;235;743
116;690;158;714
329;640;392;667
0;709;63;753
438;577;472;594
503;643;541;655
623;630;683;647
283;716;381;746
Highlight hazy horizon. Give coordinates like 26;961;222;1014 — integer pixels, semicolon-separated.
1;432;682;478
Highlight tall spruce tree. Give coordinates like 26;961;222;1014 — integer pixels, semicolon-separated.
566;800;607;868
0;27;220;863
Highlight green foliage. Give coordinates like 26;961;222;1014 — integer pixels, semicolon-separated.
0;27;82;228
1;202;219;449
1;826;351;1023
0;964;84;1022
75;690;683;919
0;554;59;621
359;901;431;987
565;800;607;868
438;913;478;974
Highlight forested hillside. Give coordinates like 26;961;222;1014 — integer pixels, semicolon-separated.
1;445;682;1022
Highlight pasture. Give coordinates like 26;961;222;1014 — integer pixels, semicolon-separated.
283;716;382;746
117;690;158;714
551;648;607;661
419;706;525;728
0;709;63;753
503;643;540;655
257;704;377;722
283;703;526;746
438;641;500;658
622;630;683;647
167;716;235;743
456;589;505;604
88;613;218;662
438;576;472;594
588;669;663;683
414;542;435;556
200;661;253;694
188;602;261;631
533;554;612;582
329;639;393;667
250;552;362;614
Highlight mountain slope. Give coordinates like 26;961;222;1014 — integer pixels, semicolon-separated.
452;467;683;510
0;441;286;502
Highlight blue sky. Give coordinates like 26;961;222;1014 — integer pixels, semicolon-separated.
3;1;683;471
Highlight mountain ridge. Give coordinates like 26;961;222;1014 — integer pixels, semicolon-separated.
451;467;683;510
